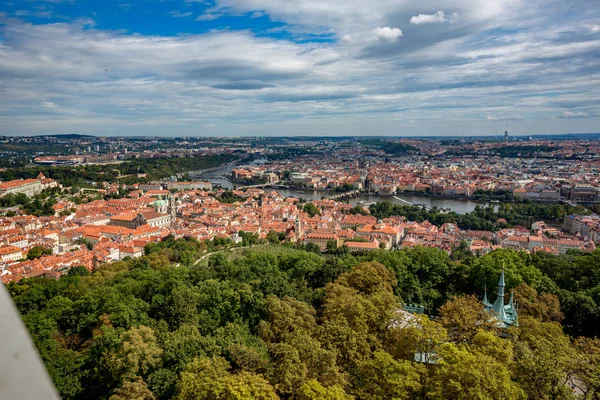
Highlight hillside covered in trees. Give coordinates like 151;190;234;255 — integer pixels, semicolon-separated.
8;238;600;399
368;202;592;231
0;154;230;187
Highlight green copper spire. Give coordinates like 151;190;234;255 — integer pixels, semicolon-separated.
483;284;489;305
482;264;517;329
491;266;507;323
498;266;505;299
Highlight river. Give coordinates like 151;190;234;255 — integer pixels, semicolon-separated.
191;161;492;215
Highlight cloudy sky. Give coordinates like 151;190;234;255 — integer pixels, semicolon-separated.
0;0;599;137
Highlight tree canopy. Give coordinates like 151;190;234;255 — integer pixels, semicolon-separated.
8;240;600;399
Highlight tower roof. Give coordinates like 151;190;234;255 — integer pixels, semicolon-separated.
482;265;518;328
483;285;489;306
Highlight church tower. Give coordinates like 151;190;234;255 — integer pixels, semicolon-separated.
168;193;177;225
483;267;518;328
295;215;303;239
491;269;508;323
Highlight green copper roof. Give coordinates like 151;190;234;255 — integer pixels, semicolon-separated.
483;268;518;328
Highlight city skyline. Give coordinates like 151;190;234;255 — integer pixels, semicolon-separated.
0;0;599;136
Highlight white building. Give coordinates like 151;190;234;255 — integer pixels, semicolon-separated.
0;246;23;263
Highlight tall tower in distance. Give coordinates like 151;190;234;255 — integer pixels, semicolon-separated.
168;193;177;226
504;123;509;143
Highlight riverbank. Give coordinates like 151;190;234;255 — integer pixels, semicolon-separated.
194;163;494;214
395;190;598;207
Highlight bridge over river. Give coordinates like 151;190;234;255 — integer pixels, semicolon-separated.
392;196;432;211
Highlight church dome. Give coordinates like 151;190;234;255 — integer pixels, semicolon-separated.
153;199;167;208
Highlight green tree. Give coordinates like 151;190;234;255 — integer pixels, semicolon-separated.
470;330;514;364
266;230;281;244
110;377;155;400
303;203;321;217
27;245;52;260
439;295;497;343
258;296;317;343
305;242;321;254
514;318;578;400
326;240;338;253
430;343;525;400
224;371;280;400
107;326;164;380
296;380;353;400
67;266;91;276
226;343;269;374
176;356;278;400
259;296;345;394
319;262;398;369
176;356;229;399
388;314;447;364
468;249;543;292
573;337;600;399
77;237;94;250
162;324;219;371
353;351;423;400
513;283;563;322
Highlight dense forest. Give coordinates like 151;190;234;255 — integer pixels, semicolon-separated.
8;237;600;399
0;154;231;187
368;202;592;230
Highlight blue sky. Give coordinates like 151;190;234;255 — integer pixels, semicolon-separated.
0;0;599;137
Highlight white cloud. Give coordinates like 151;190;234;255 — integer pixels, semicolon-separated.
196;13;219;21
195;7;224;21
169;11;193;18
410;11;458;25
209;0;522;40
560;111;589;119
372;26;402;41
40;100;61;108
2;0;600;136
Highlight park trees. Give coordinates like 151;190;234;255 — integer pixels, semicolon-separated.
176;356;278;400
439;295;497;343
430;341;525;400
513;318;579;400
8;243;600;400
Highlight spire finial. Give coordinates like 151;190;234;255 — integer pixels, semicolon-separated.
483;283;489;305
497;264;506;302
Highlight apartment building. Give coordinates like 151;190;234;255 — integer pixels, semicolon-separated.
0;246;23;263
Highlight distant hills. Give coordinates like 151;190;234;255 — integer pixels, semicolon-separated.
15;132;600;141
36;134;97;139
